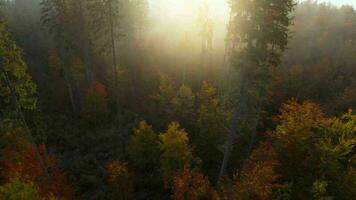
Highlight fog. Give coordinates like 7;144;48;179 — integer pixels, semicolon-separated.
147;0;229;58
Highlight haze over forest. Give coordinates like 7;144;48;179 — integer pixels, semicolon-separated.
0;0;355;200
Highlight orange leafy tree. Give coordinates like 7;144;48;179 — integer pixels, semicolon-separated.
107;161;134;200
172;167;217;200
225;142;281;200
273;100;330;178
81;80;109;125
2;140;78;200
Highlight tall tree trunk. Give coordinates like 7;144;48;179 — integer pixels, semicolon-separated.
108;0;119;113
218;69;249;182
79;0;92;83
63;69;77;113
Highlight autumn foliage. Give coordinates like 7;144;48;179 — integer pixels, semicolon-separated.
172;167;216;200
159;122;194;187
1;140;77;200
1;0;356;199
107;161;134;200
81;80;109;124
224;143;280;200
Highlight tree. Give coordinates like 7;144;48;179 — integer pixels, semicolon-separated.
159;122;194;187
128;121;164;199
0;178;39;200
227;142;280;200
2;140;77;200
0;21;37;115
107;161;134;200
195;81;230;182
88;0;123;112
273;100;328;178
41;0;87;113
313;110;356;199
81;80;109;125
151;74;176;129
0;19;38;153
270;100;355;199
219;0;296;182
120;0;148;49
197;1;214;78
171;85;195;129
128;121;160;171
172;167;216;200
269;1;356;117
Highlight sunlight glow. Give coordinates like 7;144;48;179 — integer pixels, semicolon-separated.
148;0;229;50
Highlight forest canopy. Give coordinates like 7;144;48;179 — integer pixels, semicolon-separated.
0;0;355;199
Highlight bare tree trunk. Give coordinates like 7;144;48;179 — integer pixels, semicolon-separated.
79;0;92;83
247;102;262;152
218;70;248;182
63;70;77;113
108;0;120;113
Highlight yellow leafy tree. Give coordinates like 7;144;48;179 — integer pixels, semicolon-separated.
159;122;193;187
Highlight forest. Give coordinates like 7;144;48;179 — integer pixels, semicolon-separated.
0;0;355;199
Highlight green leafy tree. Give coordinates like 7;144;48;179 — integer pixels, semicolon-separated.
128;121;164;199
151;74;176;129
271;101;355;199
128;121;160;171
195;81;230;182
0;178;38;200
0;21;37;114
171;85;195;128
0;20;37;151
314;110;356;199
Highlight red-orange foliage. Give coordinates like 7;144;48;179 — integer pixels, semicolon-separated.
273;100;332;177
107;161;134;200
227;143;280;200
87;80;108;100
81;80;109;124
2;140;78;200
276;99;327;132
172;167;217;200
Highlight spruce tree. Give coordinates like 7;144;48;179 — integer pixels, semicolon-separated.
219;0;296;182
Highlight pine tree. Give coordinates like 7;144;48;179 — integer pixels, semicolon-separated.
41;0;85;112
219;0;296;182
87;0;123;112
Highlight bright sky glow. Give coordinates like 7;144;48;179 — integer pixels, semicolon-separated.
319;0;356;7
147;0;355;50
149;0;229;25
148;0;229;50
148;0;355;22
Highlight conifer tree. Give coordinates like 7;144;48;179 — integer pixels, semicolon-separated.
41;0;86;112
88;0;123;112
219;0;296;181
